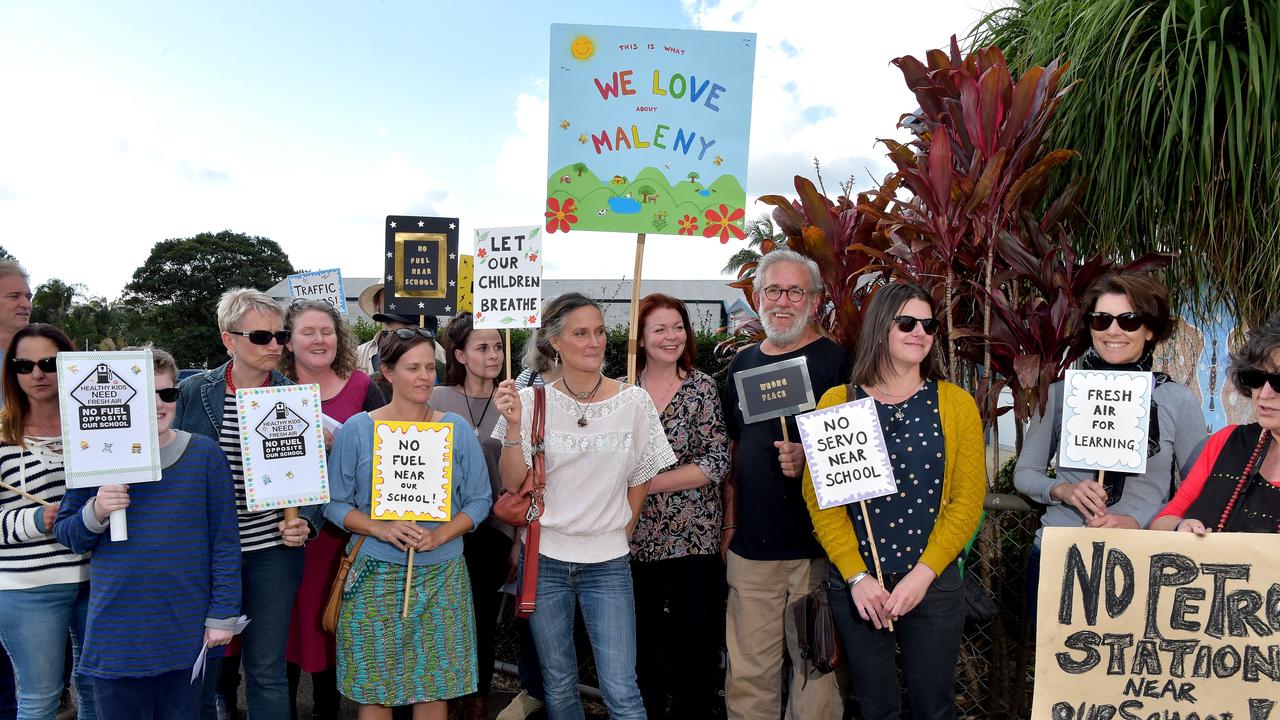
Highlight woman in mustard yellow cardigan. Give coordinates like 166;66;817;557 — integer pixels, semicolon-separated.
802;281;985;720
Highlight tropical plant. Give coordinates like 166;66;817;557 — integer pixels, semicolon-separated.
720;214;785;276
974;0;1280;326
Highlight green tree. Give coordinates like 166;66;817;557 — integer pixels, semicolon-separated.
975;0;1280;324
31;278;82;328
687;171;700;184
0;246;14;262
572;162;587;177
124;230;294;367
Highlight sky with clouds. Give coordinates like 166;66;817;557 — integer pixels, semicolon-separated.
0;0;994;300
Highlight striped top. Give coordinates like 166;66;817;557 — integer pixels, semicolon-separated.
54;431;242;678
220;394;282;552
0;437;91;589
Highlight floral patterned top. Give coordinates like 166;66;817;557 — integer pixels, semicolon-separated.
628;369;731;562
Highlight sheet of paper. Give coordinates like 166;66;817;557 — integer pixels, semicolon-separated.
321;413;343;435
190;615;251;683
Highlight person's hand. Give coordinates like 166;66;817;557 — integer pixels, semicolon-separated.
506;539;522;585
495;379;522;427
719;527;736;562
373;520;423;551
414;528;442;552
93;485;131;523
1051;480;1109;520
1086;513;1140;530
851;575;892;630
322;428;334;453
1176;517;1211;536
278;518;310;547
774;440;805;479
204;627;234;648
883;564;937;621
41;503;60;532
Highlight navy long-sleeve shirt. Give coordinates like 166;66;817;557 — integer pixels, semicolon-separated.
54;431;242;679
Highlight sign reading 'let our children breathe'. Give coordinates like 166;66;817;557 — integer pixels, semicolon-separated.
546;24;755;237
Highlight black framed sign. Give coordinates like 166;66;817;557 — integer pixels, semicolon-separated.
732;356;816;425
383;215;460;317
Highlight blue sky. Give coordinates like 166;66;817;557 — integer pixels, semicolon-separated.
0;0;991;299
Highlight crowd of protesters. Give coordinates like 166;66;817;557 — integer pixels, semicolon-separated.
1;252;1278;720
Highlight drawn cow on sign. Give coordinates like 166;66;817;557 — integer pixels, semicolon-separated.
559;175;572;184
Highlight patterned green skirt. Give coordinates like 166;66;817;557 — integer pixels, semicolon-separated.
336;554;477;705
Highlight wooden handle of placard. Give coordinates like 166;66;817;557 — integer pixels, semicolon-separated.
403;548;415;618
780;417;790;443
858;499;894;632
625;233;646;384
109;509;127;542
0;481;53;508
283;507;299;523
505;329;512;381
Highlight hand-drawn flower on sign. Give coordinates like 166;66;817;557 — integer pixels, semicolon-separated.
677;214;700;236
545;197;579;234
702;204;746;243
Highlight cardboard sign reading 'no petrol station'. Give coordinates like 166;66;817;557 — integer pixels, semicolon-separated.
371;421;453;522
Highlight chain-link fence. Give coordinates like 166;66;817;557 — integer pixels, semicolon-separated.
490;495;1042;719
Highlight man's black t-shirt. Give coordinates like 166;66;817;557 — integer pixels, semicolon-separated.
723;336;853;561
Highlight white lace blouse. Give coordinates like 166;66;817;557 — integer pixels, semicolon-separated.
493;384;676;563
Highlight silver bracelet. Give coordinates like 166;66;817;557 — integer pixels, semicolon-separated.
500;437;522;448
849;571;871;586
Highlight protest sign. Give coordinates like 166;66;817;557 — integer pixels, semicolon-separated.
236;384;329;512
370;421;453;522
1060;369;1154;475
546;23;755;237
732;357;816;426
287;268;347;313
473;226;542;329
1035;527;1280;720
383;215;459;317
457;255;473;313
796;397;896;509
57;350;161;489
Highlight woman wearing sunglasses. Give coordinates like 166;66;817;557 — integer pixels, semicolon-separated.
801;281;984;718
0;324;97;719
1152;314;1280;534
324;326;492;718
173;289;316;720
54;347;240;718
1015;274;1206;601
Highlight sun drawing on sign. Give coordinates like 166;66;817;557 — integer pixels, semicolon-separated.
570;35;595;61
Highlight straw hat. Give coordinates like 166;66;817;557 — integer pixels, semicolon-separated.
357;282;384;317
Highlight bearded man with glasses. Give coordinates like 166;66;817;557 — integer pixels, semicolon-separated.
721;250;849;720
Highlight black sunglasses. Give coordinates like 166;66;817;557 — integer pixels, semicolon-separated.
155;387;181;402
1086;311;1145;332
228;330;291;346
391;327;435;340
893;315;939;335
1238;369;1280;393
11;357;57;375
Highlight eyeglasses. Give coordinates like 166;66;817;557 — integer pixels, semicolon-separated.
893;315;940;335
155;387;180;403
11;357;57;374
227;330;292;346
1086;312;1145;333
391;327;435;340
1238;369;1280;393
761;286;810;303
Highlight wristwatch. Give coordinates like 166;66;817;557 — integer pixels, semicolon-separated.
849;571;870;586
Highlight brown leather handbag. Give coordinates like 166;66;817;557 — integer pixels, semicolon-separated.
321;536;365;634
490;385;546;617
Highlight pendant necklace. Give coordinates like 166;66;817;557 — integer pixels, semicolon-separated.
464;384;495;438
869;380;924;423
560;374;604;427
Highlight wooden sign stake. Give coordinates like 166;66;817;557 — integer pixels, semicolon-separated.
858;499;894;632
0;480;52;508
625;233;646;384
505;329;512;381
779;417;789;443
403;548;415;617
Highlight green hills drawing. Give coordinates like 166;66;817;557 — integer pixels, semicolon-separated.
547;163;745;235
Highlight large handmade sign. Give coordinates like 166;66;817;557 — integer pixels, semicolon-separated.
1059;369;1154;475
383;215;459;317
473;226;542;329
287;268;348;313
236;384;329;511
796;397;896;509
57;350;161;488
370;421;453;522
1035;527;1280;720
546;23;756;237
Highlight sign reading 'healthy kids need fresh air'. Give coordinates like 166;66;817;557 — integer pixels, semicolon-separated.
546;24;756;239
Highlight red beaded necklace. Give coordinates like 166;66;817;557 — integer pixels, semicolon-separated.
1215;428;1275;532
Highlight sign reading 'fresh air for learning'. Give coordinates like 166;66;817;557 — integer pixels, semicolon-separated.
1059;369;1154;475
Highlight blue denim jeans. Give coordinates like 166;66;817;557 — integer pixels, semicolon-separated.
0;582;96;720
94;668;198;720
828;562;966;720
200;545;304;720
525;554;644;720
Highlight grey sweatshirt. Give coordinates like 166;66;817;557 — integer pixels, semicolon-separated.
1014;378;1208;543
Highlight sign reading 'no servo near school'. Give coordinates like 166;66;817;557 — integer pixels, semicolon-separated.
797;397;897;509
546;23;755;237
473;226;542;329
1059;369;1153;475
1034;527;1280;720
